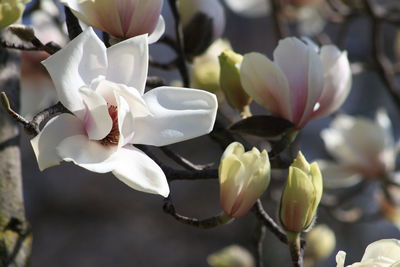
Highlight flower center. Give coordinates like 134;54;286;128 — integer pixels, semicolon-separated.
99;105;120;146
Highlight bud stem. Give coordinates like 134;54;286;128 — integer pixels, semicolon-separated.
239;105;252;119
287;232;304;267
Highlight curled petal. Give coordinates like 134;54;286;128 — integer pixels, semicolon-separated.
30;114;85;171
106;34;149;94
112;146;169;197
240;52;291;120
132;87;218;146
79;87;112;141
148;15;165;44
42;27;107;117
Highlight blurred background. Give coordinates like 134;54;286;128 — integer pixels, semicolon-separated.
18;0;400;266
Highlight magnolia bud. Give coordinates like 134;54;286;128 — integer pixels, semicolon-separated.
304;225;336;265
0;0;29;29
219;50;252;116
9;24;35;42
280;152;323;233
219;142;270;218
207;245;255;267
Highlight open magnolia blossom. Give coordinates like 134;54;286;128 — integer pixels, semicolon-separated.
60;0;165;43
31;27;218;197
240;37;351;129
318;110;396;188
336;239;400;267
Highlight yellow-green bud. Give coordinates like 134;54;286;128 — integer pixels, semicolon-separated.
304;225;336;265
219;50;252;115
191;60;220;95
280;151;323;233
219;142;270;218
0;0;29;29
207;245;255;267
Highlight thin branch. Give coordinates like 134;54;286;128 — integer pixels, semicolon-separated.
163;198;231;229
270;0;289;41
64;6;83;40
160;146;213;171
149;57;178;71
168;0;190;87
146;76;166;88
254;224;266;267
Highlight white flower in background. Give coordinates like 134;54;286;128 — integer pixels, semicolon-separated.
336;239;400;267
207;245;255;267
240;37;351;129
60;0;165;43
223;0;270;18
0;0;29;29
31;28;218;197
21;0;67;118
319;110;396;188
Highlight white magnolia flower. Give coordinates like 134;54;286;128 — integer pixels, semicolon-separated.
240;37;351;129
336;239;400;267
319;110;396;188
61;0;165;43
31;27;218;197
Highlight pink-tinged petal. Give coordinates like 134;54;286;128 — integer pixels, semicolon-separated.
296;46;324;128
42;27;107;117
317;160;362;189
106;34;148;94
148;15;165;44
240;52;292;120
56;135;118;173
124;0;164;39
112;145;169;197
79;87;112;141
273;38;317;126
30;114;85;171
63;0;124;38
132;87;217;146
313;45;351;118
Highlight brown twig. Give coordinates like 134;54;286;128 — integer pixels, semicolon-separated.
160;146;213;171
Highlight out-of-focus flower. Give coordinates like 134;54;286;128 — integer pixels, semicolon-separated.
280;152;323;233
0;0;29;29
336;239;400;267
207;245;255;267
379;185;400;230
60;0;165;43
223;0;270;18
20;0;67;118
191;39;231;97
219;142;270;218
31;27;218;197
219;50;252;117
318;110;396;188
178;0;225;59
240;37;351;129
304;224;336;267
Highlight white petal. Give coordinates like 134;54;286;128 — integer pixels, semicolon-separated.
112;146;169;197
148;15;165;44
313;46;351;118
317;160;362;189
361;239;400;263
42;27;107;116
30;114;85;171
224;0;270;18
273;37;323;127
132;87;218;146
336;251;346;267
79;87;112;140
297;43;324;128
240;52;292;120
106;34;148;94
57;135;118;173
115;93;135;146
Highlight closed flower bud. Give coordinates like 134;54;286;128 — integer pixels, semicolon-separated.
207;245;255;267
304;225;336;266
280;152;323;233
219;142;270;218
0;0;29;29
178;0;225;60
219;50;252;116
